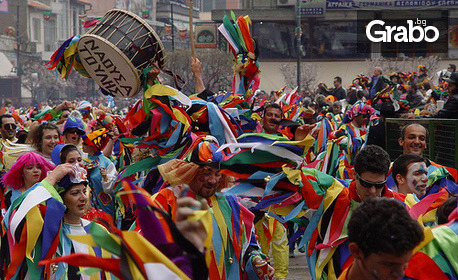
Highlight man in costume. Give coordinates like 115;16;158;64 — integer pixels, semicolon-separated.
395;123;457;185
339;197;424;280
392;153;429;198
154;137;274;280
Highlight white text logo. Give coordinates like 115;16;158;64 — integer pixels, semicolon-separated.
366;19;439;43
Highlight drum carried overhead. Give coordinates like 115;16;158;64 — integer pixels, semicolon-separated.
77;9;166;98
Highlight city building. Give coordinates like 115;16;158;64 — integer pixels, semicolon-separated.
211;0;458;92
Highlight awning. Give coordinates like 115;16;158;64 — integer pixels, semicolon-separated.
0;52;14;77
28;0;51;10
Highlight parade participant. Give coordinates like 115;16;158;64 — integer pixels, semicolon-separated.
0;114;19;170
339;197;424;280
81;129;117;219
155;137;274;280
298;145;405;280
0;114;17;142
423;71;458;119
331;101;343;115
1;152;54;211
52;167;111;280
398;123;427;156
368;66;385;99
252;209;289;280
391;153;428;198
30;122;60;163
406;82;424;109
1;163;76;279
62;117;86;147
318;77;347;100
397;123;457;182
260;103;315;142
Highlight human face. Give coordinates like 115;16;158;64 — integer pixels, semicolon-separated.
398;125;427;156
355;171;386;201
1;117;17;140
333;78;340;88
359;251;412;280
65;150;83;166
374;68;381;76
64;128;81;146
262;107;282;134
82;142;96;155
63;184;88;221
189;166;222;198
353;114;369;128
405;162;428;197
42;129;59;156
22;163;42;189
332;105;342;115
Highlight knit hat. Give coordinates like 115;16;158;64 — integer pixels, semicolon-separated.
343;101;375;123
62;117;86;135
82;128;109;151
158;136;225;186
184;136;224;168
55;164;88;194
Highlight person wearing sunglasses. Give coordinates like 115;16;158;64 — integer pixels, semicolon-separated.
0;114;18;142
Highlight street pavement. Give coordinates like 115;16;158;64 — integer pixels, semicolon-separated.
271;250;312;280
287;250;312;280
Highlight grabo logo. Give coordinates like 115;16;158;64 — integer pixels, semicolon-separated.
366;18;440;43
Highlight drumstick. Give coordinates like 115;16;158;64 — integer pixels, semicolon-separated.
189;1;195;58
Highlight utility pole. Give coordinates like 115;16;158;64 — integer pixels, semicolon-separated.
16;4;22;98
296;0;301;92
171;2;175;51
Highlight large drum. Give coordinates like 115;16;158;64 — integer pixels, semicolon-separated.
77;9;165;98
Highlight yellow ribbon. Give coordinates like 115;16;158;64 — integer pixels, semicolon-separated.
25;205;44;261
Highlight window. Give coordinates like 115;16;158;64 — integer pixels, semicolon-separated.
252;20;368;60
253;21;310;59
33;18;41;42
44;19;57;51
311;21;367;59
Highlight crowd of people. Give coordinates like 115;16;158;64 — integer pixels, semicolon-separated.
0;52;456;280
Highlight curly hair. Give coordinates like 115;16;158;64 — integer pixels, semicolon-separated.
31;122;60;153
392;153;425;187
354;145;390;176
348;197;424;257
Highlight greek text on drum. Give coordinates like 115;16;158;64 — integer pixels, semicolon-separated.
77;9;166;98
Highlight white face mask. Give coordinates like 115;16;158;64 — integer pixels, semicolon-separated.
406;162;428;197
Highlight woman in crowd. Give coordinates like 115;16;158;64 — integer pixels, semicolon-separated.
52;144;83;166
1;163;75;279
62;117;86;147
52;167;111;280
1;152;54;210
30;122;61;163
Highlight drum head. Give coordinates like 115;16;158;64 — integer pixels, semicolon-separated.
77;34;141;98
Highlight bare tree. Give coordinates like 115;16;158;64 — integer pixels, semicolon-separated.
365;56;441;78
279;62;319;90
161;48;233;94
22;58;68;103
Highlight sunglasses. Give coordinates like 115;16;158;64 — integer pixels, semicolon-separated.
66;128;81;134
356;173;386;189
3;123;17;130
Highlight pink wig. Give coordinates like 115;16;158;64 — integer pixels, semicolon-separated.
2;152;55;190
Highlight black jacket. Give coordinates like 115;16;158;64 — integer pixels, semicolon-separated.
425;94;458;119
